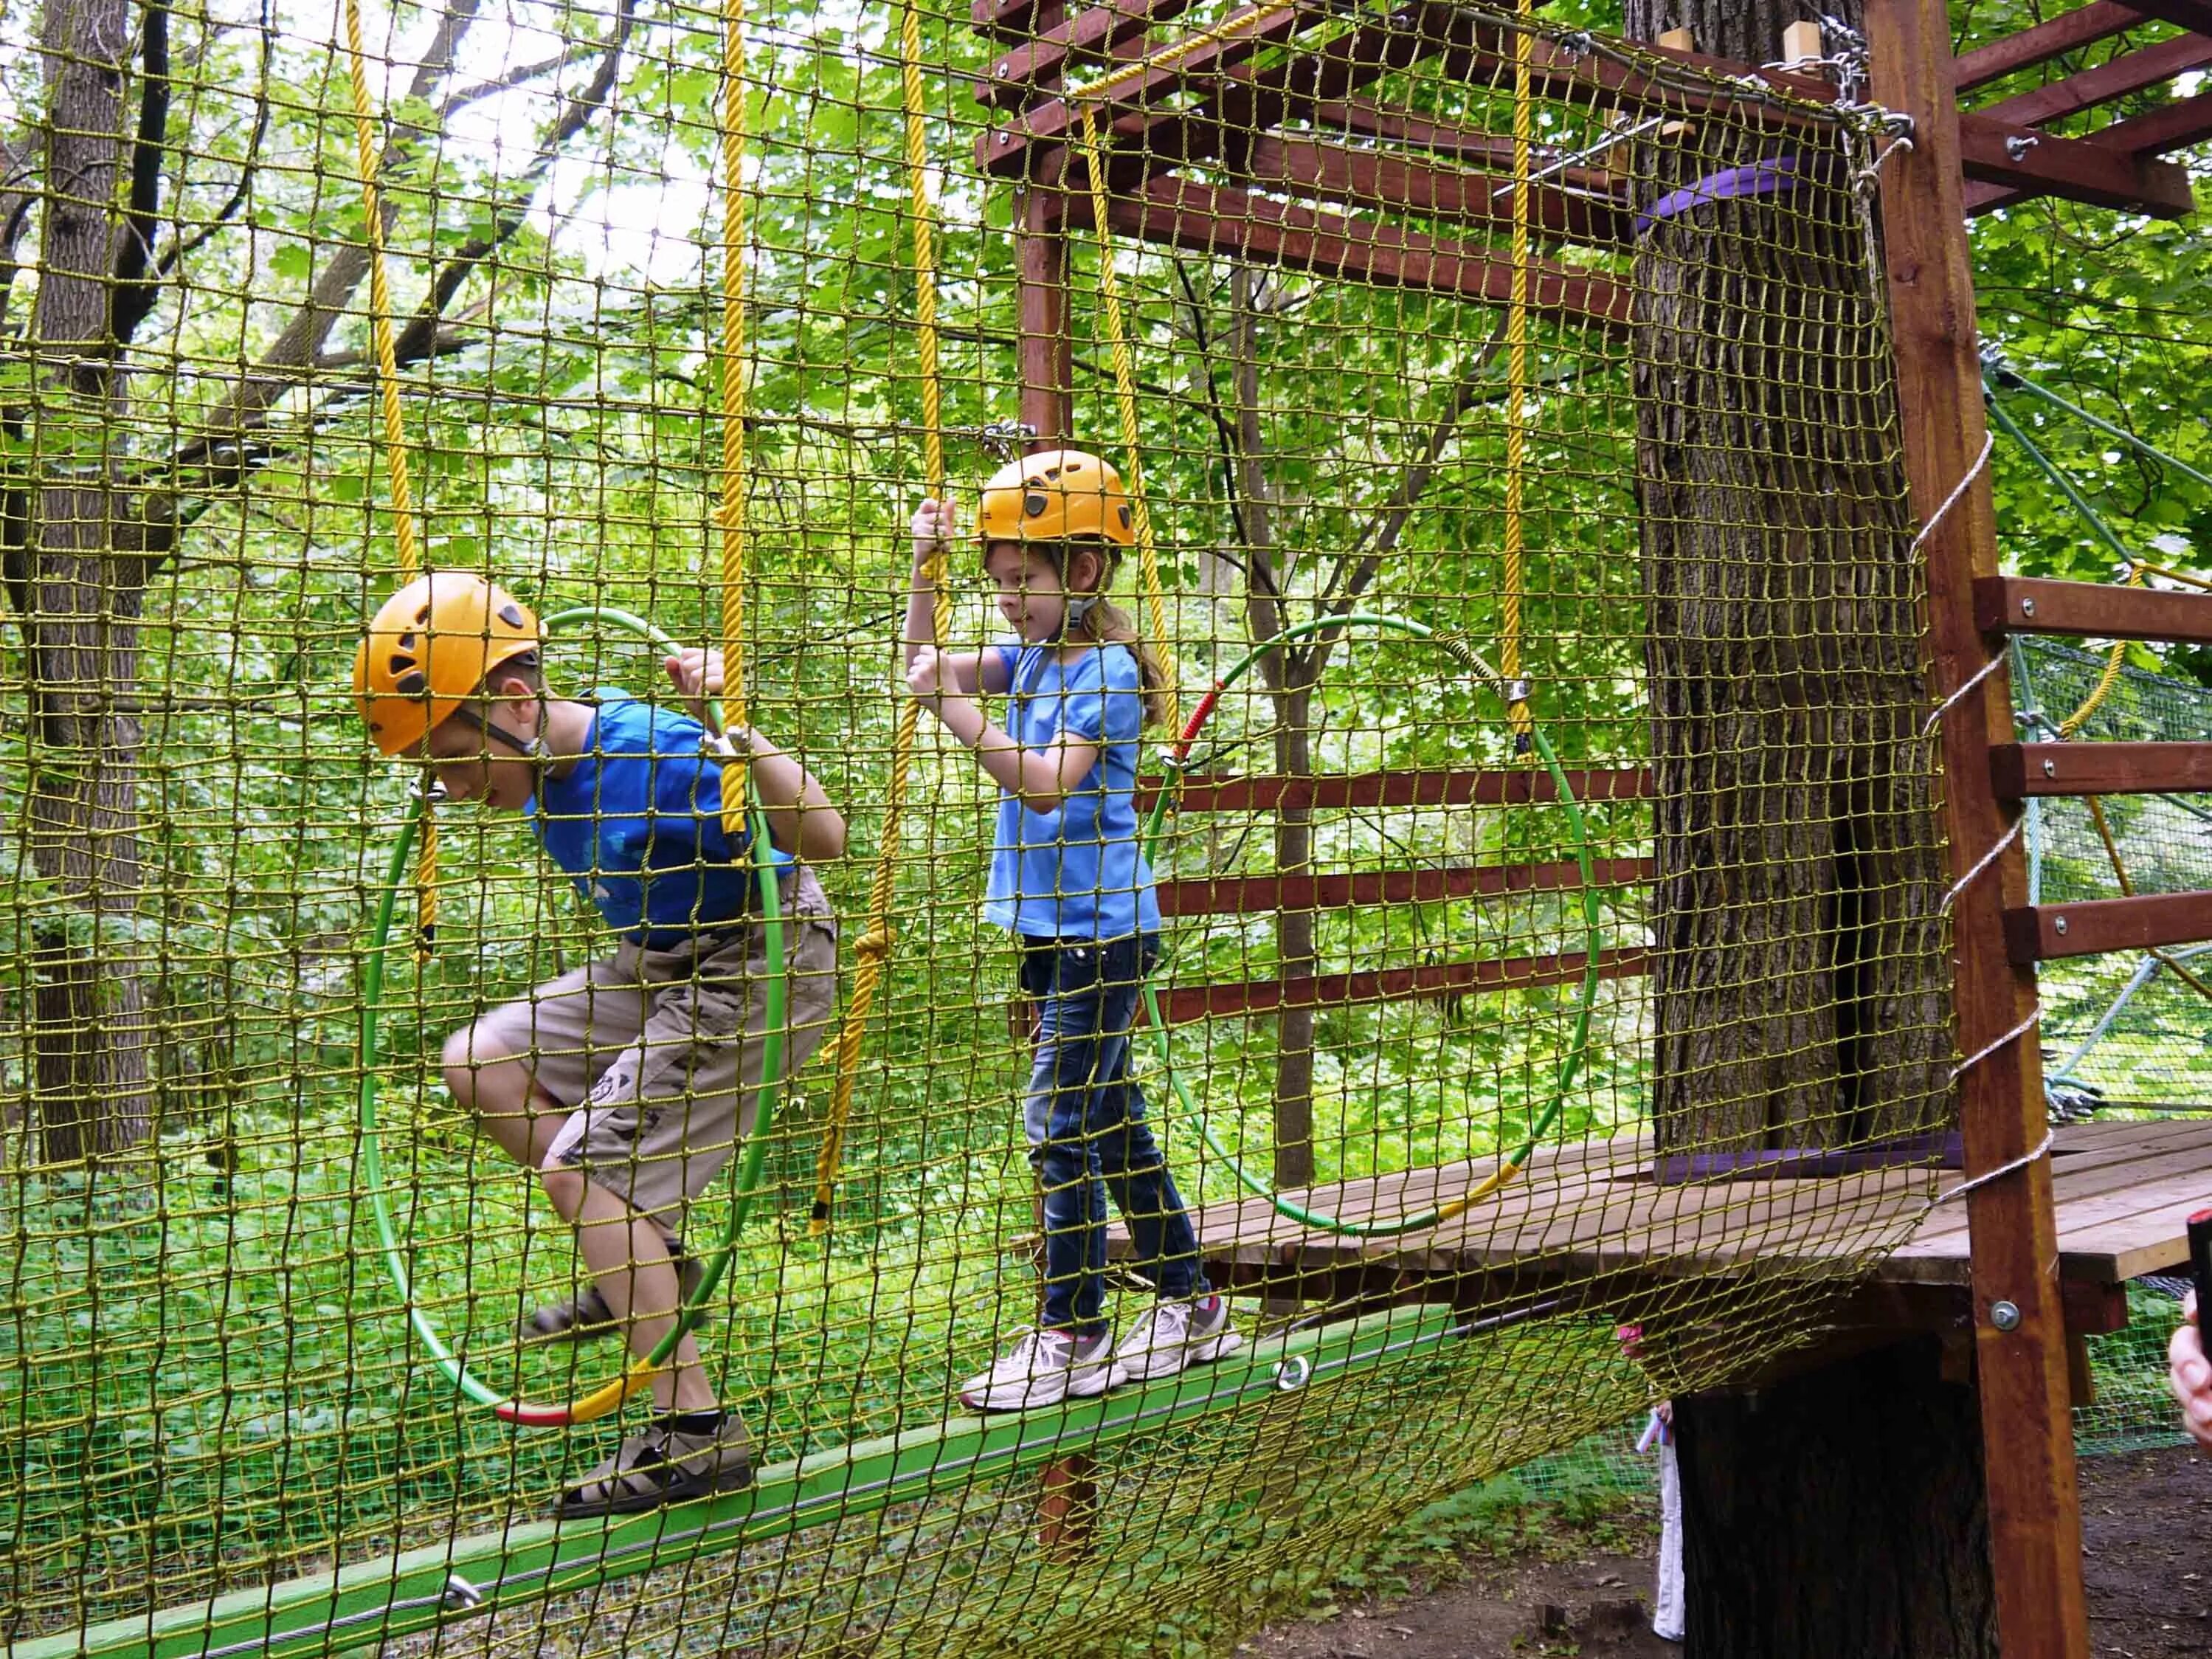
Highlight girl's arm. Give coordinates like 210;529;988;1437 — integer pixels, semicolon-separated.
908;646;1098;813
666;649;848;861
908;499;1010;697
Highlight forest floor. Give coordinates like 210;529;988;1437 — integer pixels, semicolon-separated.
1245;1444;2212;1658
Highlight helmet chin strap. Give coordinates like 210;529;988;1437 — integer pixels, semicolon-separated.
449;700;547;762
1055;591;1101;641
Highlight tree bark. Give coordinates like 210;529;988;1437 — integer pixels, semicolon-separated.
24;0;153;1162
1627;0;1950;1157
1676;1339;1997;1657
1624;6;1989;1652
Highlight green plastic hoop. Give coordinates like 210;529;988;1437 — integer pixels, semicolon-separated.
1138;613;1603;1237
358;604;787;1427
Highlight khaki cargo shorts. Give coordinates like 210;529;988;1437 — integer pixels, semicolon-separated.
461;868;837;1232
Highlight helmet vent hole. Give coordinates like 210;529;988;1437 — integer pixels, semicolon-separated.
497;603;525;627
1024;493;1049;517
387;652;415;675
393;670;427;697
1118;505;1133;528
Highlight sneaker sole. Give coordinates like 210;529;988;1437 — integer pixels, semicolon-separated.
962;1364;1113;1414
1110;1329;1245;1386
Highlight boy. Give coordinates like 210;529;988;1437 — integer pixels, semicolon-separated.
353;570;842;1516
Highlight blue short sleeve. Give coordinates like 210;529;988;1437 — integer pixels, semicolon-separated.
1057;649;1142;745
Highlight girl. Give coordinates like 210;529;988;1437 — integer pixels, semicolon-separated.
906;449;1241;1412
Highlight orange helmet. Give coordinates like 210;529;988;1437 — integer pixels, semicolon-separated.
974;449;1135;551
353;572;541;756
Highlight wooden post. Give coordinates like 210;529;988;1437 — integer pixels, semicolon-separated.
1016;184;1072;444
1862;4;2090;1657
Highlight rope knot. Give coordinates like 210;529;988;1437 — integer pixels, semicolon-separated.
854;927;895;965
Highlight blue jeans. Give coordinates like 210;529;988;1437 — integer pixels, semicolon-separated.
1018;934;1206;1336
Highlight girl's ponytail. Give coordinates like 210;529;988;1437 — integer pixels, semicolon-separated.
1073;596;1172;729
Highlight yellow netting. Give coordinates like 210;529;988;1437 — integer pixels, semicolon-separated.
0;4;1994;1656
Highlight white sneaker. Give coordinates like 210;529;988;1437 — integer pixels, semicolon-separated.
959;1328;1115;1413
1109;1294;1243;1386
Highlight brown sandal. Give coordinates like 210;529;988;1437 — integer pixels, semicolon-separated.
556;1415;756;1519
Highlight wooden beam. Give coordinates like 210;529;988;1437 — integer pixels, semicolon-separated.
1088;174;1635;330
1155;856;1654;917
1016;185;1073;443
1991;740;2212;796
982;7;1839;179
1975;575;2212;645
1155;947;1643;1023
1955;108;2197;213
1863;1;2090;1655
970;0;1178;44
1954;4;2159;92
2116;0;2212;32
1138;766;1653;814
1978;32;2212;127
1241;135;1631;246
2005;891;2212;960
2094;82;2212;150
975;0;1200;108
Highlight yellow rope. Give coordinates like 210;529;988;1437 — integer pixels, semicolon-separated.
715;0;753;836
809;0;953;1234
339;0;437;951
1500;4;1532;745
1062;1;1289;106
1075;103;1178;731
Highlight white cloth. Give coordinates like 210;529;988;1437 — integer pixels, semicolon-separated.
1653;1426;1684;1643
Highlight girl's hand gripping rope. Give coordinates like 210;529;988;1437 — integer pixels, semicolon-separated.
665;647;728;734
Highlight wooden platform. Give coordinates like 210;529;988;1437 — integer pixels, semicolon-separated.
1113;1119;2212;1330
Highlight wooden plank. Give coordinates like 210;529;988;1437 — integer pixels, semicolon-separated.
2095;83;2212;151
1154;945;1644;1022
1956;108;2198;214
1978;32;2212;126
1954;4;2155;92
1975;574;2212;645
1141;766;1653;814
2005;891;2212;960
2119;0;2212;32
1154;855;1653;917
1863;0;2090;1652
1991;740;2212;796
975;0;1200;108
1240;135;1633;247
984;10;1841;179
1093;176;1635;328
1893;1119;2212;1259
970;0;1178;44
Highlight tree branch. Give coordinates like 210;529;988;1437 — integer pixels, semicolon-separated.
156;0;276;279
108;0;170;348
1320;308;1513;621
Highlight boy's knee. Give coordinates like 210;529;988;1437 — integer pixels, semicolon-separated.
539;1162;585;1218
440;1024;511;1104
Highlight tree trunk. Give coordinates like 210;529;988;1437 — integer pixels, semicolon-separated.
24;0;153;1162
1627;0;1950;1158
1226;263;1316;1190
1624;6;1986;1650
1676;1339;1997;1657
1271;686;1316;1190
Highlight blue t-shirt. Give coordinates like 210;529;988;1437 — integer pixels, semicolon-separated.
528;691;788;946
985;642;1161;942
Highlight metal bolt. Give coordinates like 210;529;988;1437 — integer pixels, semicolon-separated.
999;61;1010;76
2042;757;2056;777
442;1573;485;1613
1990;1300;2023;1332
2053;914;2069;936
2020;597;2036;618
2005;134;2040;162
